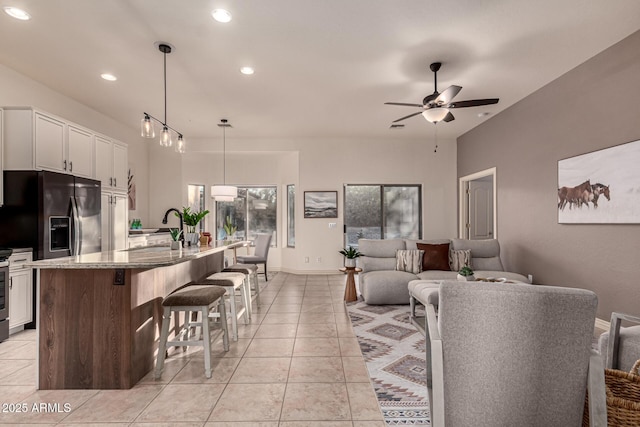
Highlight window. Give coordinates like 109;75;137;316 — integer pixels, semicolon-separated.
287;184;295;247
344;184;421;246
216;186;277;246
187;184;206;232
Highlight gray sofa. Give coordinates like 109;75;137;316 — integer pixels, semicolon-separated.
357;238;530;305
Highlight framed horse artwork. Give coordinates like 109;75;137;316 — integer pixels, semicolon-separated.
558;138;640;224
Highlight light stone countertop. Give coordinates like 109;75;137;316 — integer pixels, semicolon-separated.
26;240;248;269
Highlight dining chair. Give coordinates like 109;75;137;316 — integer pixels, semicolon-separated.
236;233;272;281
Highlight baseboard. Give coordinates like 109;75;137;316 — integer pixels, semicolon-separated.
595;317;610;331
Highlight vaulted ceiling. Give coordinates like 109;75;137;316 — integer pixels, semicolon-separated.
1;1;639;141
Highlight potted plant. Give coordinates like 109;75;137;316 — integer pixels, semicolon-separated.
169;228;182;250
179;206;209;246
339;246;362;268
457;266;475;281
223;215;237;241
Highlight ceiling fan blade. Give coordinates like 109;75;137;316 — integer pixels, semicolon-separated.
448;98;499;108
385;102;423;108
443;112;455;122
434;85;462;104
392;111;423;123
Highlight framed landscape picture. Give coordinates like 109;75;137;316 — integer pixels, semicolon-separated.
304;191;338;218
558;139;640;224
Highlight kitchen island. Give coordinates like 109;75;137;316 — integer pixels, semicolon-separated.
29;241;248;390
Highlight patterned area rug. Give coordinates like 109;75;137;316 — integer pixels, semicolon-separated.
347;299;430;425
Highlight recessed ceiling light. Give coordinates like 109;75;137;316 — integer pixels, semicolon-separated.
3;7;31;20
240;67;254;75
100;73;117;81
212;9;232;23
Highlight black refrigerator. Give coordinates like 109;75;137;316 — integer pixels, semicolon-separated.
0;171;101;331
0;170;102;259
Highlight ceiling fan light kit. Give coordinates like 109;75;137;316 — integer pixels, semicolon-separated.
141;42;186;154
385;61;499;126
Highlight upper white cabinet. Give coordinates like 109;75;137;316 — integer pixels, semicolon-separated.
2;107;124;184
0;108;3;206
96;135;128;191
66;124;95;178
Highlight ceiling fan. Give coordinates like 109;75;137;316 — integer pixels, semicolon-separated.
385;62;499;124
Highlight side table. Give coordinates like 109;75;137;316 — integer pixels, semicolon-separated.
339;267;362;302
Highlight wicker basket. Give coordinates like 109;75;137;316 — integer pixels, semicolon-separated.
584;359;640;426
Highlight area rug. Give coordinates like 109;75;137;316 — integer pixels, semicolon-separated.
347;299;430;425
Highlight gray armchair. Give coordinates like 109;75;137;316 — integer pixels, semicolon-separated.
598;311;640;371
236;233;272;281
425;281;607;427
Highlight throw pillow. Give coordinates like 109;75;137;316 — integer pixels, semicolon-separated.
416;243;451;271
449;249;473;272
396;249;424;274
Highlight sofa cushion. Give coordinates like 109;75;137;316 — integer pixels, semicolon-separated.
358;238;406;258
396;249;424;274
405;238;451;250
417;270;459;281
359;270;417;305
449;249;472;272
416;242;451;271
451;238;504;271
360;256;397;273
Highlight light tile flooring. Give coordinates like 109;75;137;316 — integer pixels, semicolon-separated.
0;272;385;426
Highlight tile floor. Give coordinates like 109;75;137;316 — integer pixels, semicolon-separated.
0;272;385;426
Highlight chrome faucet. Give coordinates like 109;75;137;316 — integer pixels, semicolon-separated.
162;208;184;243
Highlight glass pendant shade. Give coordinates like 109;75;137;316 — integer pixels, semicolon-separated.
422;108;449;123
141;116;155;138
175;135;186;153
160;126;172;147
211;185;237;202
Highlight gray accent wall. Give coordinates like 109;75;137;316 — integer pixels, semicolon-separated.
457;30;640;320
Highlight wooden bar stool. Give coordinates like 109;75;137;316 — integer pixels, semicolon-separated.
155;284;229;379
194;272;249;341
223;263;260;307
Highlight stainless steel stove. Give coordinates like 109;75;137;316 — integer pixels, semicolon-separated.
0;248;13;342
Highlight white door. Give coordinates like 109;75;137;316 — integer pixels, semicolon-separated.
95;136;113;187
9;269;32;328
112;142;128;192
468;179;494;240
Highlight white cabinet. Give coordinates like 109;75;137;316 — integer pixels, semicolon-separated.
3;107;124;183
102;191;128;252
34;112;66;173
8;251;33;333
67;124;95;178
96;136;128;191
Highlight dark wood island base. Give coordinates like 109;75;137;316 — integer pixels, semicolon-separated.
32;244;240;389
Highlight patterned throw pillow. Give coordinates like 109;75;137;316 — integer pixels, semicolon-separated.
396;249;424;274
449;249;472;272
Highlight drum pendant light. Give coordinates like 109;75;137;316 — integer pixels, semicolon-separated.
211;119;237;201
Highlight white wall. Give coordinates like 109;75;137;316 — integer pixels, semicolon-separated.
0;63;150;224
149;135;458;273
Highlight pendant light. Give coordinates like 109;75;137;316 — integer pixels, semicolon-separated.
141;42;186;153
211;119;237;202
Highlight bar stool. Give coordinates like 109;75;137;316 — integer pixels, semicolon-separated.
223;263;260;307
155;284;229;379
194;272;249;341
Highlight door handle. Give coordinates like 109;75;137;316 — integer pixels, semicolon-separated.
109;177;113;186
63;159;67;171
114;177;117;187
70;161;73;172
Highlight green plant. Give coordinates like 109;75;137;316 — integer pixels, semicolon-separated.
339;246;363;259
179;207;209;232
223;216;237;238
169;228;182;241
458;266;474;276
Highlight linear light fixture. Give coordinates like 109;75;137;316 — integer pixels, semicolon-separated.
211;119;237;202
141;42;185;154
